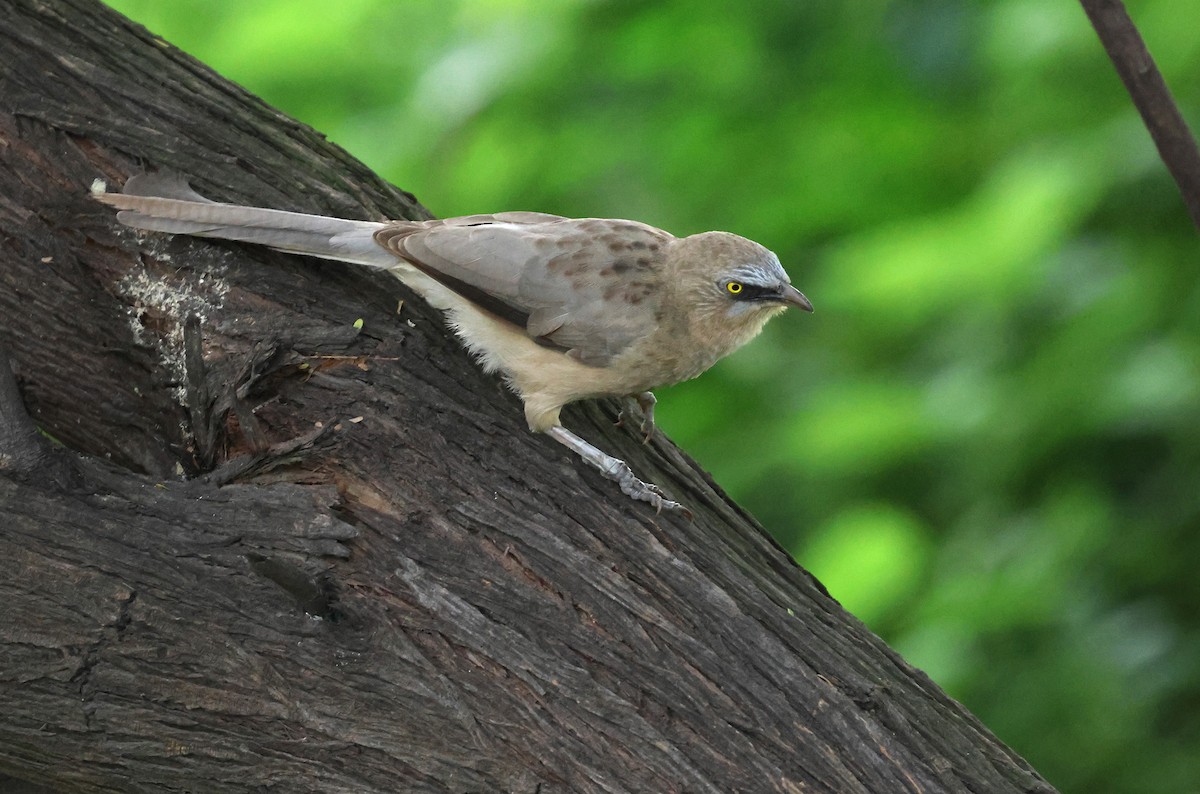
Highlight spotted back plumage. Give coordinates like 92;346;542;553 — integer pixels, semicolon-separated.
376;215;676;367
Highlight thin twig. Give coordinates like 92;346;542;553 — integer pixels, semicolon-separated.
1080;0;1200;229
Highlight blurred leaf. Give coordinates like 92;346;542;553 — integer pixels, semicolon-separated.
800;503;931;625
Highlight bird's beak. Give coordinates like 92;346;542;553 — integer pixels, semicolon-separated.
780;284;814;312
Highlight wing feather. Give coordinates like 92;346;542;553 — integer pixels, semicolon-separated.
376;216;673;366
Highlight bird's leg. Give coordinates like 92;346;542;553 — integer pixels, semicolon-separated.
546;425;684;513
615;391;657;444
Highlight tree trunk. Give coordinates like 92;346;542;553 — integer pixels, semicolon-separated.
0;1;1054;791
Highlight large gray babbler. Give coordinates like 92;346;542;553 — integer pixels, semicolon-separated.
95;175;812;512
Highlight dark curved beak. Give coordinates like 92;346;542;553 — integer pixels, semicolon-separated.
780;284;814;312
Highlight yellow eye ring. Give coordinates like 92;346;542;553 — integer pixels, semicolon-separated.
726;281;744;295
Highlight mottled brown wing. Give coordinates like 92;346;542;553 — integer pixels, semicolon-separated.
376;214;674;367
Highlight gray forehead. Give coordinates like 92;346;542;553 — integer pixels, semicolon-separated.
727;257;789;285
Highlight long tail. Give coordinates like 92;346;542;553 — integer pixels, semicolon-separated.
92;173;401;269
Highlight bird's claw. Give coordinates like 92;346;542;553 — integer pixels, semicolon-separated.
546;424;689;516
615;391;657;445
603;457;686;514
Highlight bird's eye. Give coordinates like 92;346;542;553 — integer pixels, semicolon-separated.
726;281;744;295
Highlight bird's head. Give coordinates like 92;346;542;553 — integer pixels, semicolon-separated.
670;232;812;344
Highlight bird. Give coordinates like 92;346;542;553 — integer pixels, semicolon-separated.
93;174;812;512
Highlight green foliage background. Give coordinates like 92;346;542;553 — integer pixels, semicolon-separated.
104;1;1200;790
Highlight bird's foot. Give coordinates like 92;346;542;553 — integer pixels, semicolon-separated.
546;424;687;515
598;456;685;514
615;391;657;445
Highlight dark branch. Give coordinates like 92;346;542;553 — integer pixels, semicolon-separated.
1079;0;1200;229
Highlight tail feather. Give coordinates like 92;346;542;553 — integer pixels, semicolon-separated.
93;175;402;269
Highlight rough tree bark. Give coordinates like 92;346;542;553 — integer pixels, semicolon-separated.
0;1;1055;792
